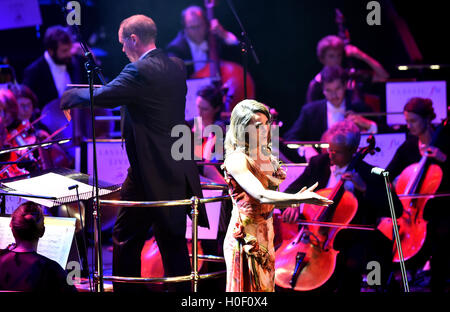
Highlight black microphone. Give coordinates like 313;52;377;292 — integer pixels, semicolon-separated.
68;184;79;191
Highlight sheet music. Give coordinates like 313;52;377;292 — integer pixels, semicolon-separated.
0;216;75;269
3;172;114;207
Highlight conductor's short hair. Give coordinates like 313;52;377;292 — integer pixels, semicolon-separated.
119;14;157;45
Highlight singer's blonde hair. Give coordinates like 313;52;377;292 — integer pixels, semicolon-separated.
224;99;274;157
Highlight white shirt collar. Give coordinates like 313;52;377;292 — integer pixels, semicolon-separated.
139;48;157;60
185;36;208;52
44;50;71;97
330;164;349;176
327;99;346;113
44;50;67;71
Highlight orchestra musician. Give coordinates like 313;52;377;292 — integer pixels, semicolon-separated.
22;25;85;111
282;120;402;292
22;25;112;151
7;83;73;170
187;83;227;183
0;202;77;292
166;5;239;77
306;35;389;104
0;88;29;179
284;65;378;143
386;97;450;292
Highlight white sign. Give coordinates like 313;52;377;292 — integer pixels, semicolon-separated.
87;140;130;185
0;0;42;30
386;81;447;125
360;133;406;169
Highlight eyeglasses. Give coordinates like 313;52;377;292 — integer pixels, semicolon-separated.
185;23;206;31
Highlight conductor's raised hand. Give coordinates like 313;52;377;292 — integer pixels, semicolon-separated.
60;88;83;110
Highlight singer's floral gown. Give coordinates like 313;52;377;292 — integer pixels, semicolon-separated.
222;152;285;292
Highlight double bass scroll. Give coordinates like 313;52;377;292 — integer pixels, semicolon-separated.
191;0;256;112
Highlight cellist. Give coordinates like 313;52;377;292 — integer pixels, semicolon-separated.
282;120;402;292
386;97;450;292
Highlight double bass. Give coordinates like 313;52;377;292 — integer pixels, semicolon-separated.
275;136;377;291
191;0;255;112
378;118;447;262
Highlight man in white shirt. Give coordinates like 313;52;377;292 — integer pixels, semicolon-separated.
23;25;112;147
23;26;82;110
166;5;239;76
284;65;378;143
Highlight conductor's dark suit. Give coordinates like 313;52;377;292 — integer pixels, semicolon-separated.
61;48;209;292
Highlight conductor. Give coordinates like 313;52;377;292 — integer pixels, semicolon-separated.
60;14;209;292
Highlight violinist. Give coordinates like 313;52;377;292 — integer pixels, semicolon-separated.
282;120;402;292
0;88;29;179
186;84;230;291
386;97;450;292
166;5;239;77
187;84;227;183
7;84;46;143
306;35;389;104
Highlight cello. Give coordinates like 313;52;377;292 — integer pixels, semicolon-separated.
378;118;447;262
191;0;255;112
275;136;377;291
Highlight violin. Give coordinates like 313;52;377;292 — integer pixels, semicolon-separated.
191;0;256;112
274;136;378;291
0;122;72;179
0;150;29;179
378;118;448;262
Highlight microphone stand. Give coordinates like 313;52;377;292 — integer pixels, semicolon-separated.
68;184;93;292
377;169;410;292
225;0;260;99
58;1;105;292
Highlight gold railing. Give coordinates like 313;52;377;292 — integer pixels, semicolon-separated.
96;193;230;292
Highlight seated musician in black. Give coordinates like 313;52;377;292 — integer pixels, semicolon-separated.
282;120;402;292
0;202;77;292
306;35;389;104
166;5;239;78
386;97;450;292
284;65;378;143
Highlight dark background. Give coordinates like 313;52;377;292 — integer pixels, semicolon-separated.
1;0;448;134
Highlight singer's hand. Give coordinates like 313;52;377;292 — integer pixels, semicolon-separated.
63;109;71;122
